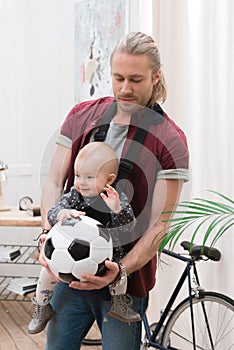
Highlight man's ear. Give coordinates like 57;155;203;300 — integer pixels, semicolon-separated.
106;173;116;185
153;68;162;85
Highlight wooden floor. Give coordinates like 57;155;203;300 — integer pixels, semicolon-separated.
0;299;102;350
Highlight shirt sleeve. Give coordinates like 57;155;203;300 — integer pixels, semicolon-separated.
55;103;84;148
56;134;72;149
157;168;190;182
47;187;82;226
110;191;136;232
154;116;190;182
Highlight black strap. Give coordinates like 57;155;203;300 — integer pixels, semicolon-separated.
117;119;150;181
94;102;164;181
93;125;109;142
94;102;117;141
117;108;164;181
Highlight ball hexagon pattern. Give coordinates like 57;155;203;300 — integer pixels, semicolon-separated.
44;216;113;283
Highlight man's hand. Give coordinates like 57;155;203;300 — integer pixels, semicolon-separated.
39;234;120;289
69;259;120;290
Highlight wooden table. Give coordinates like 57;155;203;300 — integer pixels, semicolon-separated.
0;208;41;227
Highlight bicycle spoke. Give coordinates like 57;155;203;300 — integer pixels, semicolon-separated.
170;329;205;350
161;292;234;349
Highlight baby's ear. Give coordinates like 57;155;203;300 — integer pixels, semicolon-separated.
106;173;116;185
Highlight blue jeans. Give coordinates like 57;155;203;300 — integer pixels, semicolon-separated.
45;282;148;350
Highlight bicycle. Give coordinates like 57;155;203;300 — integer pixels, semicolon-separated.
141;240;234;350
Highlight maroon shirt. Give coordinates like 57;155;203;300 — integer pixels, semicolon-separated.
59;96;189;297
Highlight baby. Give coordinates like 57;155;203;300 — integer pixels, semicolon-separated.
28;142;141;334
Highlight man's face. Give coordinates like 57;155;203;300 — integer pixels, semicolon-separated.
111;52;159;114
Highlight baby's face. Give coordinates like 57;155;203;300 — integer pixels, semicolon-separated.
74;159;108;197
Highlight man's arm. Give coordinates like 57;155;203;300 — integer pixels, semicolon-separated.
40;144;71;229
69;178;183;290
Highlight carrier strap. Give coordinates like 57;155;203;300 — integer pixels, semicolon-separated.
93;102;117;142
94;102;164;181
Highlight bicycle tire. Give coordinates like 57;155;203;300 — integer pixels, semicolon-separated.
162;291;234;350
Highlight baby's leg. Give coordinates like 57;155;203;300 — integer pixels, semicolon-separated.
28;267;56;334
36;267;56;305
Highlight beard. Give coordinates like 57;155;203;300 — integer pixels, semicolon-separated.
117;99;145;115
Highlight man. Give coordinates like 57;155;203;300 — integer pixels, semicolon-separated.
39;31;189;350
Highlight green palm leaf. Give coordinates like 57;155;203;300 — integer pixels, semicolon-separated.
208;190;234;205
210;216;234;246
159;190;234;252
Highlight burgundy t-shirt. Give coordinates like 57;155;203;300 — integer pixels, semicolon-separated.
58;96;189;297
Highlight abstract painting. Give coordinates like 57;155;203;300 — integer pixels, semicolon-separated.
74;0;126;102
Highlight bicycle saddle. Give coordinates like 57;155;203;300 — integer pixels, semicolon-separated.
180;241;221;261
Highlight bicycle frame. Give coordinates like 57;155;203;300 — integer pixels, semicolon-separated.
142;248;199;350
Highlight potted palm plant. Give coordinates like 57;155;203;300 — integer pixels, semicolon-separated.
159;190;234;252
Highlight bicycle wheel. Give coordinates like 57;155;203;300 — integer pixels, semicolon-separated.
162;291;234;350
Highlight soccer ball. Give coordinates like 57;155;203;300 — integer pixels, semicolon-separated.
44;216;113;283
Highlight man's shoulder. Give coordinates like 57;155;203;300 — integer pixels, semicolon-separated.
71;96;115;115
150;105;188;143
162;112;188;142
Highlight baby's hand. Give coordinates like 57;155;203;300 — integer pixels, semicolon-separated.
57;209;85;221
100;184;121;213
